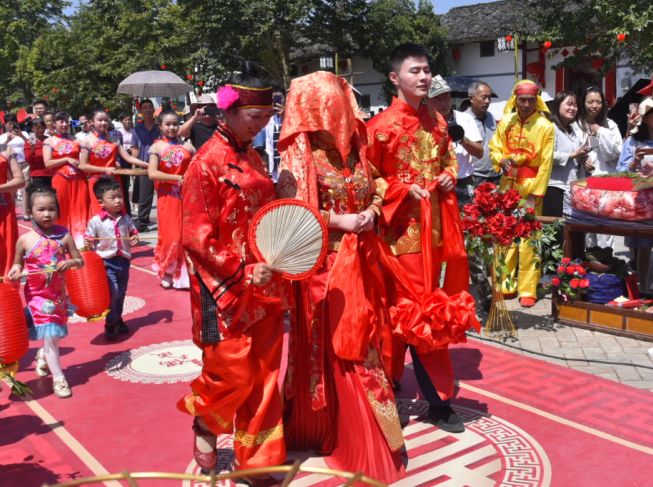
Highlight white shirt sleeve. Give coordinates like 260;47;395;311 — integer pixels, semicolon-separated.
457;111;482;142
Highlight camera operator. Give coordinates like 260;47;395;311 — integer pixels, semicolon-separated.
427;76;492;313
178;94;219;150
426;76;483;206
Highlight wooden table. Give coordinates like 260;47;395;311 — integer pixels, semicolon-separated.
552;218;653;341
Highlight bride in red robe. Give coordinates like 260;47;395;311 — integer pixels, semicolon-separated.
277;71;406;483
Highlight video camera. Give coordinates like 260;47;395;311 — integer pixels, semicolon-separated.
447;112;465;143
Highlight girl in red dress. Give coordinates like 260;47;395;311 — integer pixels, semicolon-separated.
277;71;406;483
147;110;195;289
43;112;89;246
79;109;147;214
0;148;25;275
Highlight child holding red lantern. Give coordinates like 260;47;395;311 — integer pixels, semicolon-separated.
85;177;139;341
7;186;84;398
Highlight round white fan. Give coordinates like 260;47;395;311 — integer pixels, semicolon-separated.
249;199;328;280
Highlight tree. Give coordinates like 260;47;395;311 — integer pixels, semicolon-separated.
527;0;653;72
16;0;199;115
362;0;449;101
0;0;67;106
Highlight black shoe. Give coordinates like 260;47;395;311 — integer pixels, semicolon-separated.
427;405;465;433
104;325;117;342
116;319;129;335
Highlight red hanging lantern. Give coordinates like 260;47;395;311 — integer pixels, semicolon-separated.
65;250;110;321
197;80;205;87
616;33;626;42
0;282;28;365
161;64;168;70
543;40;552;49
186;74;193;80
452;48;461;61
505;34;513;43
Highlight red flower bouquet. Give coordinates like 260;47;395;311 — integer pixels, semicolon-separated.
551;258;590;301
461;183;542;337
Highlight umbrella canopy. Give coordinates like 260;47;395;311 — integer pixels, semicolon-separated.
117;70;192;98
608;78;651;137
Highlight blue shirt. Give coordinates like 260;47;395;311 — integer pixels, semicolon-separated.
132;122;160;163
617;136;653;172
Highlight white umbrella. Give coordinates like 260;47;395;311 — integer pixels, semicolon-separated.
117;70;192;98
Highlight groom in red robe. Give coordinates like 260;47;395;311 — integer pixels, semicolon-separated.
366;43;469;433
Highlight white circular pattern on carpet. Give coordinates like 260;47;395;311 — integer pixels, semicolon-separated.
105;339;201;384
182;403;551;487
68;295;146;324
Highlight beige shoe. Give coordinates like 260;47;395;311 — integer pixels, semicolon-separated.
53;377;72;398
35;348;49;377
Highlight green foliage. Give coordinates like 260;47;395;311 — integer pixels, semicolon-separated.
5;0;448;114
527;0;653;72
534;220;564;275
364;0;449;102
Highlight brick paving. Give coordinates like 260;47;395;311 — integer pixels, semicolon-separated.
469;293;653;393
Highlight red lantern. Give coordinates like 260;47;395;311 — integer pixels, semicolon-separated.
197;80;205;87
616;33;626;42
452;48;461;61
505;35;513;43
186;74;193;80
161;64;167;70
65;250;110;321
543;40;552;49
0;283;28;365
104;108;110;113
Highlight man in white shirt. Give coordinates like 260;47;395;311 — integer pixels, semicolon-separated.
426;75;484;206
427;76;492;312
253;86;284;182
466;81;501;186
0;121;28;163
75;114;92;143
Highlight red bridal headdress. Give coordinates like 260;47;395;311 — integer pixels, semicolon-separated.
216;84;273;111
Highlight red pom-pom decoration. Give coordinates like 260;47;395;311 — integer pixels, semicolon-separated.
65;250;110;321
543;40;552;49
0;282;28;365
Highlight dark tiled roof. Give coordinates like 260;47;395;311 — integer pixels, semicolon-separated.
441;0;539;44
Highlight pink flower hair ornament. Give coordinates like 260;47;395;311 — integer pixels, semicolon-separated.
216;85;240;110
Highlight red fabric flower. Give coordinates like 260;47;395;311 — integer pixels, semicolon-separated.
570;278;580;289
579;278;590;289
557;265;566;274
566;266;576;275
561;257;571;264
552;277;561;286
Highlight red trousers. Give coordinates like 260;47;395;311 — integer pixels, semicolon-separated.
178;313;286;469
386;252;469;400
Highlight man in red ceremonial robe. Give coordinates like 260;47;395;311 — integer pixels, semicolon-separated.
178;69;287;482
366;43;471;433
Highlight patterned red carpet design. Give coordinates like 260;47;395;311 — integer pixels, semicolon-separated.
1;240;652;486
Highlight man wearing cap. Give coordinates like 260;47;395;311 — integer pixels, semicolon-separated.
426;75;484;206
179;94;219;150
489;80;554;307
426;76;493;313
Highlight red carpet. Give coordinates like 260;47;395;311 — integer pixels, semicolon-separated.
1;239;652;486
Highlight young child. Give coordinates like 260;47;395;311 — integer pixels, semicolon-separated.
85;177;139;341
7;186;83;399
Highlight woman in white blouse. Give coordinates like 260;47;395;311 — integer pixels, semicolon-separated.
544;91;591;217
574;86;623;248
